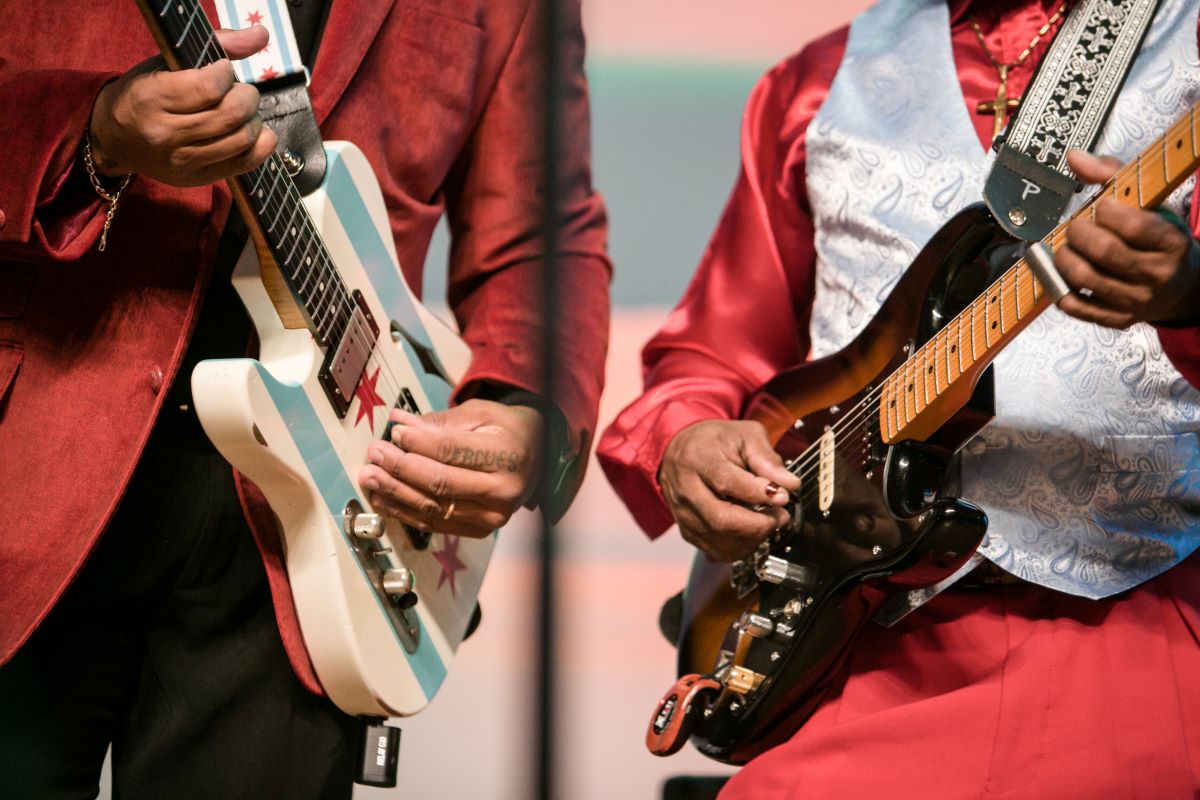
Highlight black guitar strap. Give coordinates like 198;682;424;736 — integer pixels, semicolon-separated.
984;0;1163;241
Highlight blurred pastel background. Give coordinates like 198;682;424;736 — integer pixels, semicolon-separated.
96;2;873;798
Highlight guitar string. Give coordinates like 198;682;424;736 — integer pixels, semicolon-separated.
171;3;1196;500
171;13;433;431
776;224;1079;510
777;161;1159;509
772;110;1194;496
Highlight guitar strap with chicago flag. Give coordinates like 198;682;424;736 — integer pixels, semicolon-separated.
984;0;1163;241
215;0;328;195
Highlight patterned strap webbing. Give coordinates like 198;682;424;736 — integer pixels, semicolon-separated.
984;0;1163;240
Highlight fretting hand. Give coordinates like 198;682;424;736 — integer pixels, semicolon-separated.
357;399;543;539
658;419;802;562
1055;149;1200;329
88;27;277;187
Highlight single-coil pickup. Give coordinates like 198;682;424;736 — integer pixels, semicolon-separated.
817;428;835;513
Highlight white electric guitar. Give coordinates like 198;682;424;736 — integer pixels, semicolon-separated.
135;0;494;717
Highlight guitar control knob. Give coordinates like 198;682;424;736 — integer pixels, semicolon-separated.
382;568;418;609
756;556;816;591
347;512;386;540
738;613;774;639
726;665;767;696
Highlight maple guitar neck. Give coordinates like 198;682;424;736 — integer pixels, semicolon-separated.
879;100;1200;445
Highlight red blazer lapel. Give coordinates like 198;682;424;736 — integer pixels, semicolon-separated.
309;0;400;124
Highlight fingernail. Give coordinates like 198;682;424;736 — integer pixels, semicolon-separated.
367;443;383;463
363;476;378;491
765;482;783;497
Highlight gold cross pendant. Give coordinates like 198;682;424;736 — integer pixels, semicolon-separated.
975;64;1021;143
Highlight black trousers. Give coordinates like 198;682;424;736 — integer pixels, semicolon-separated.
0;411;357;800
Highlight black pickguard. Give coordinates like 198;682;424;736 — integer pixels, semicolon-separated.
688;204;1018;763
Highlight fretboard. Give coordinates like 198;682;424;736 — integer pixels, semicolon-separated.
135;0;353;346
880;101;1200;444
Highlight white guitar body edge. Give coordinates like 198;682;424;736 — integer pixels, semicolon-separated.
191;141;495;717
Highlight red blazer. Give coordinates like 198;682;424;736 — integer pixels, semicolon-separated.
0;0;611;692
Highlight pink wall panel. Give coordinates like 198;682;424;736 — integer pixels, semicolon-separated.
585;0;876;63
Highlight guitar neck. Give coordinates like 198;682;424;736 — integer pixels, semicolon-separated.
879;101;1200;444
134;0;354;347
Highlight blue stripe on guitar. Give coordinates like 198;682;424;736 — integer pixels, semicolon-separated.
323;149;454;411
252;363;447;698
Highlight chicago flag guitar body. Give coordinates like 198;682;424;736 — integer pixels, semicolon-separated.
135;0;492;718
647;101;1200;764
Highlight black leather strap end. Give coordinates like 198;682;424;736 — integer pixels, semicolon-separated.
984;143;1080;241
253;71;327;196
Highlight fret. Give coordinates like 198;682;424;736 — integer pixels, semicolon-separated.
889;378;901;438
915;354;928;413
968;299;980;363
1014;266;1022;321
175;3;200;50
1165;113;1194;182
920;349;934;409
901;359;914;424
282;224;307;268
1192;104;1200;158
1113;161;1138;207
137;0;362;358
951;319;964;379
985;288;998;347
297;246;321;296
1138;135;1169;202
1135;153;1144;207
193;31;217;69
932;332;944;394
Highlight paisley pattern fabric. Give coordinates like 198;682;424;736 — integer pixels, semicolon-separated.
807;0;1200;597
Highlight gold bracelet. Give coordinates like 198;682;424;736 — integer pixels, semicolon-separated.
81;130;132;252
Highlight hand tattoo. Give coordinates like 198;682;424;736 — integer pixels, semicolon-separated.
449;447;522;472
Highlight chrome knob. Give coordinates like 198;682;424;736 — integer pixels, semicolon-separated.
756;556;816;591
738;612;774;639
347;512;386;540
382;568;418;609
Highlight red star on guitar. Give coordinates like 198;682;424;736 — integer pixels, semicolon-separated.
432;536;467;597
353;366;385;433
246;10;263;26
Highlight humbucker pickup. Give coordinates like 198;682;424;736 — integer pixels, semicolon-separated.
318;290;381;417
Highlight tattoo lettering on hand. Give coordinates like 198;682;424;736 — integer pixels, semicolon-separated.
450;447;521;472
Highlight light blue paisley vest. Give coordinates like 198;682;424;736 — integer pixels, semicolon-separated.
806;0;1200;598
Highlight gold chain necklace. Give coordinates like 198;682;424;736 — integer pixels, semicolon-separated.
972;2;1070;142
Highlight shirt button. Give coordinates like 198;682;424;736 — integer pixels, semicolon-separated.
149;365;164;394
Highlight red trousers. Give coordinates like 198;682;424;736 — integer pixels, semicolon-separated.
720;555;1200;800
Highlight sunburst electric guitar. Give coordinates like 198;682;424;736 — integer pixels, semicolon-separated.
135;0;493;718
647;101;1200;764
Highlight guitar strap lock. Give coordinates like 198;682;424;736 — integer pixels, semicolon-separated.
253;71;327;196
983;0;1162;240
984;143;1080;242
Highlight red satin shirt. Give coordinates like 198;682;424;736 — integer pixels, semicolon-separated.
598;0;1200;538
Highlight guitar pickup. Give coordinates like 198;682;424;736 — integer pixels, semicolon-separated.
318;291;380;417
